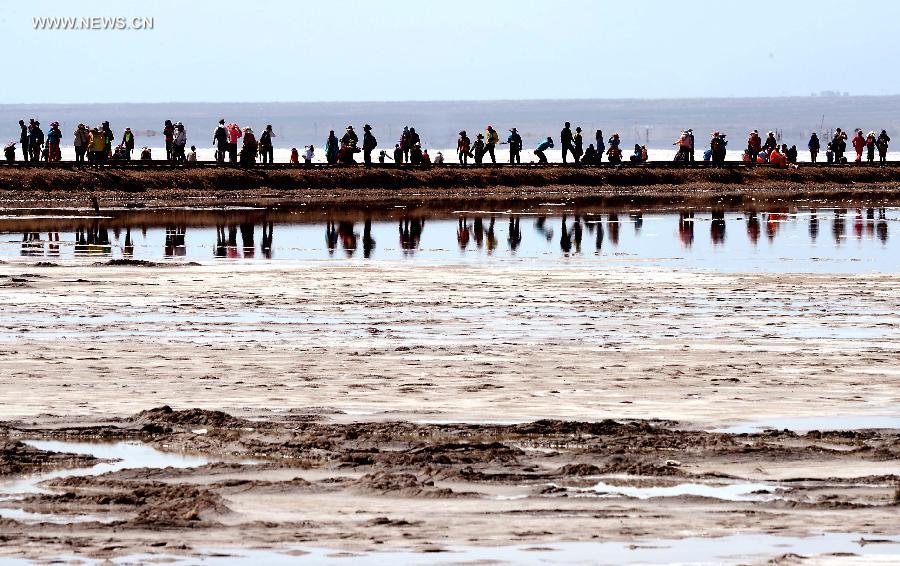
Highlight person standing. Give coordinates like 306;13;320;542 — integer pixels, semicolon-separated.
213;120;229;164
362;124;377;167
259;125;274;164
472;134;485;165
851;129;865;162
457;130;471;165
595;129;605;164
101;121;114;159
763;131;778;154
747;130;762;163
808;132;820;163
227;123;242;163
163;120;175;161
172;122;187;162
325;130;339;164
573;127;584;164
865;131;877;163
46;122;62;162
710;132;727;164
29;121;44;162
560;122;574;163
73;123;89;163
877;130;891;164
832;128;848;162
19;120;29;162
121;127;135;160
507;128;522;164
484;125;499;164
687;129;695;161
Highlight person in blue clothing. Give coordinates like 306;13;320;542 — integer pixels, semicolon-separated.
534;136;554;163
46;121;62;161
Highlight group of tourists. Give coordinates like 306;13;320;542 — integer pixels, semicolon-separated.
3;117;893;167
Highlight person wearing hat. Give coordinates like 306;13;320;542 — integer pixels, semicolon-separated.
710;132;727;164
877;130;891;164
864;131;877;163
341;125;358;147
686;129;695;162
747;130;762;164
534;136;554;164
172;122;187;163
120;127;135;160
763;131;778;154
213;119;229;164
28;120;44;162
808;132;820;163
484;125;499;164
46;122;62;162
240;127;257;166
362;124;377;167
573;127;584;164
73;123;89;164
507;127;522;164
472;133;486;165
163;119;175;161
259;125;275;164
457;130;472;166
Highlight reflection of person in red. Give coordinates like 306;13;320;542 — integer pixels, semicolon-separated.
678;211;694;248
766;210;787;241
337;221;357;257
746;212;761;245
457;217;470;250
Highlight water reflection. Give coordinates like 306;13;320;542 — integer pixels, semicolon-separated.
0;209;894;271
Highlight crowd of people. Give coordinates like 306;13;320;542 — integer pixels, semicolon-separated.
3;117;893;167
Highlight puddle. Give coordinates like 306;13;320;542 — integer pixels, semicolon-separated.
578;479;777;502
10;533;897;565
713;415;900;434
0;207;897;273
0;440;210;524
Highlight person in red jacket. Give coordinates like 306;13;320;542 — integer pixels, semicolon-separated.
746;130;762;163
851;130;866;162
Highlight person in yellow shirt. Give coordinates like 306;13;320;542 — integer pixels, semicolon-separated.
484;125;499;164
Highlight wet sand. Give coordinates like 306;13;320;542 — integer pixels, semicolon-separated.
1;249;899;563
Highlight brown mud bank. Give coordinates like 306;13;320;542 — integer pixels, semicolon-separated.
0;407;898;561
3;165;900;211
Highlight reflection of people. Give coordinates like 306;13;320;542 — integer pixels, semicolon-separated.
607;214;620;246
876;208;888;243
747;212;760;245
363;218;376;258
808;210;819;242
560;215;572;254
399;218;425;255
338;221;358;257
710;210;726;245
507;217;522;252
457;218;470;250
678;211;694;248
326;220;338;256
485;217;497;254
262;221;274;259
832;209;846;244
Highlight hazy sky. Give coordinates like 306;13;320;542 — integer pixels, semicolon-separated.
5;0;900;103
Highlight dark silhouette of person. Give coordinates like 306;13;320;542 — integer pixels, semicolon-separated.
832;209;846;245
19;120;29;162
535;215;554;241
399;218;424;255
711;210;726;245
595;218;604;252
746;212;761;245
262;221;274;259
507;217;522;252
473;217;484;248
560;215;572;254
507;128;522;164
215;225;228;258
607;214;620;246
363;218;376;258
362;125;377;167
560;122;574;164
214;120;229;164
240;223;254;258
876;208;888;243
326;220;339;256
573;215;583;253
808;210;819;242
631;213;643;234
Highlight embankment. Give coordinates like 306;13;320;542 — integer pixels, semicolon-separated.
3;165;900;210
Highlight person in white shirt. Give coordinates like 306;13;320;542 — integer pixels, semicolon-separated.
186;145;197;162
434;151;445;165
303;144;314;164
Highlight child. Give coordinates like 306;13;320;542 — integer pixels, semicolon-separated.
290;148;299;164
303;145;314;164
186;145;197;162
140;147;152;160
4;143;15;163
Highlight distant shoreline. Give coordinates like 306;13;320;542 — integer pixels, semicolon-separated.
2;164;900;210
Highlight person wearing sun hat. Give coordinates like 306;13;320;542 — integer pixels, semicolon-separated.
507;127;522;164
46;121;62;162
341;125;358;147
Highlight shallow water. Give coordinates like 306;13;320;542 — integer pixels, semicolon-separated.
0;440;210;524
0;207;897;273
583;480;777;502
713;415;900;434
5;532;897;565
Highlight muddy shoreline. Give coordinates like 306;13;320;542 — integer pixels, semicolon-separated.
3;166;900;211
1;407;898;562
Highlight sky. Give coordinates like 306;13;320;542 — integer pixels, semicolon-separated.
4;0;900;104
